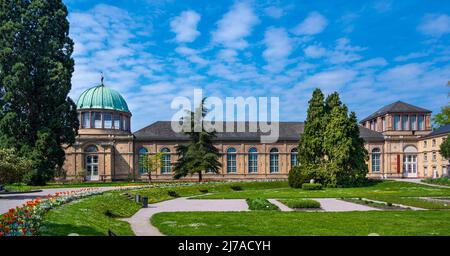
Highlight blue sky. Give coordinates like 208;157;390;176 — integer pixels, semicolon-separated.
64;0;450;131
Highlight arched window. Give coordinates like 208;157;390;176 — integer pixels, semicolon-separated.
85;145;98;181
248;148;258;173
160;148;171;174
291;148;298;167
270;148;279;173
372;148;381;173
138;147;148;174
227;148;237;173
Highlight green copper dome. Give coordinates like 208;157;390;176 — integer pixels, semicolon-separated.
76;85;130;113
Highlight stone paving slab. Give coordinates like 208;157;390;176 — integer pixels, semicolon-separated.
312;198;379;212
268;199;293;212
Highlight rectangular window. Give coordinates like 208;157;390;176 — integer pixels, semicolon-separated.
432;152;437;161
114;114;121;130
123;116;129;131
93;112;102;128
82;112;91;128
424;141;428;148
418;115;424;130
432;139;436;147
104;113;112;129
402;115;408;130
410;115;416;130
394;115;400;130
424;166;428;176
424;153;428;162
382;118;386;131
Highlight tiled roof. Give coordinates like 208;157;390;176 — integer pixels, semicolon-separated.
134;121;385;143
360;101;431;123
423;124;450;138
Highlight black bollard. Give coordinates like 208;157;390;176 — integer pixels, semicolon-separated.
142;197;148;208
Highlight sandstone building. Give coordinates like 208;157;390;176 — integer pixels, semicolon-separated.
62;83;450;181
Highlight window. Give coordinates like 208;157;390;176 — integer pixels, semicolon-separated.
424;153;428;162
418;115;424;130
114;114;121;130
432;152;437;161
424;166;428;176
138;148;148;174
432;139;436;147
410;115;416;131
443;166;448;177
402;115;408;130
85;146;98;181
123;116;129;131
371;120;375;130
424;141;428;148
372;148;381;173
82;112;91;128
394;115;400;130
248;148;258;173
93;112;102;128
382;118;386;131
160;148;171;174
227;148;237;173
104;113;112;129
433;166;438;178
291;148;298;167
270;148;279;173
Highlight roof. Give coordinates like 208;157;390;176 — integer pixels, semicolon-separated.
360;101;431;123
76;85;130;113
423;124;450;139
134;121;385;143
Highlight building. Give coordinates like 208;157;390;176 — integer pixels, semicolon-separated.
61;83;450;181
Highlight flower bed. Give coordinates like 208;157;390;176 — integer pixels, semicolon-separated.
0;188;103;236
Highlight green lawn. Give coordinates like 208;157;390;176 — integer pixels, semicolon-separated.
196;180;450;199
4;181;153;192
151;211;450;236
40;191;141;236
423;177;450;186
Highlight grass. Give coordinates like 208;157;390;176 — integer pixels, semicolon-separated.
197;180;450;200
366;196;450;209
246;198;279;211
4;181;152;192
38;181;287;236
423;177;450;186
40;191;141;236
342;198;406;210
151;211;450;236
279;199;321;209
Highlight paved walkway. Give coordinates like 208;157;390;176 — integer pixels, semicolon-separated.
122;198;250;236
390;178;450;189
0;186;145;214
124;197;379;236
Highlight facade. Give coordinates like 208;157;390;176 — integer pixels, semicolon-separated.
61;84;450;182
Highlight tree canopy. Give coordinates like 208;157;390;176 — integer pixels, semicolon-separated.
173;99;222;182
0;0;78;185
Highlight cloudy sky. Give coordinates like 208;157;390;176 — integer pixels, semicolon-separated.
64;0;450;131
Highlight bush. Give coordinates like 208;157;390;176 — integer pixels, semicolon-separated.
288;164;329;188
246;198;279;211
288;166;310;188
280;199;321;209
0;148;33;185
230;186;242;191
302;183;323;190
199;189;209;193
167;191;178;197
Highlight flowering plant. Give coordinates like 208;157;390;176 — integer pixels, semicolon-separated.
0;188;103;236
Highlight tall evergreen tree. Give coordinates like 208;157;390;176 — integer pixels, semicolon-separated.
298;88;326;165
173;98;222;182
0;0;78;185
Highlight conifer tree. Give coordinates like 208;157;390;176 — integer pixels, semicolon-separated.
0;0;78;185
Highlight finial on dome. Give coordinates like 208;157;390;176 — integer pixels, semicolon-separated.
100;72;104;86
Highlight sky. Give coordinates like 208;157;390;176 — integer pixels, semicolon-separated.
63;0;450;132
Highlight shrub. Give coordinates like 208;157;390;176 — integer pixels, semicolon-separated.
288;164;330;188
288;166;310;188
246;198;279;211
302;183;322;190
167;191;178;197
230;186;242;191
0;148;33;185
199;189;209;193
281;199;321;209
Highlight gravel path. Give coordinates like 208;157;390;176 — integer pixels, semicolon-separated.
389;178;450;189
124;197;379;236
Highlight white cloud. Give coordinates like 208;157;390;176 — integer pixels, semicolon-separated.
212;2;259;49
170;10;201;43
304;45;326;58
297;69;357;91
263;27;293;72
418;14;450;37
394;52;428;62
355;58;388;68
292;12;328;36
265;6;284;19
